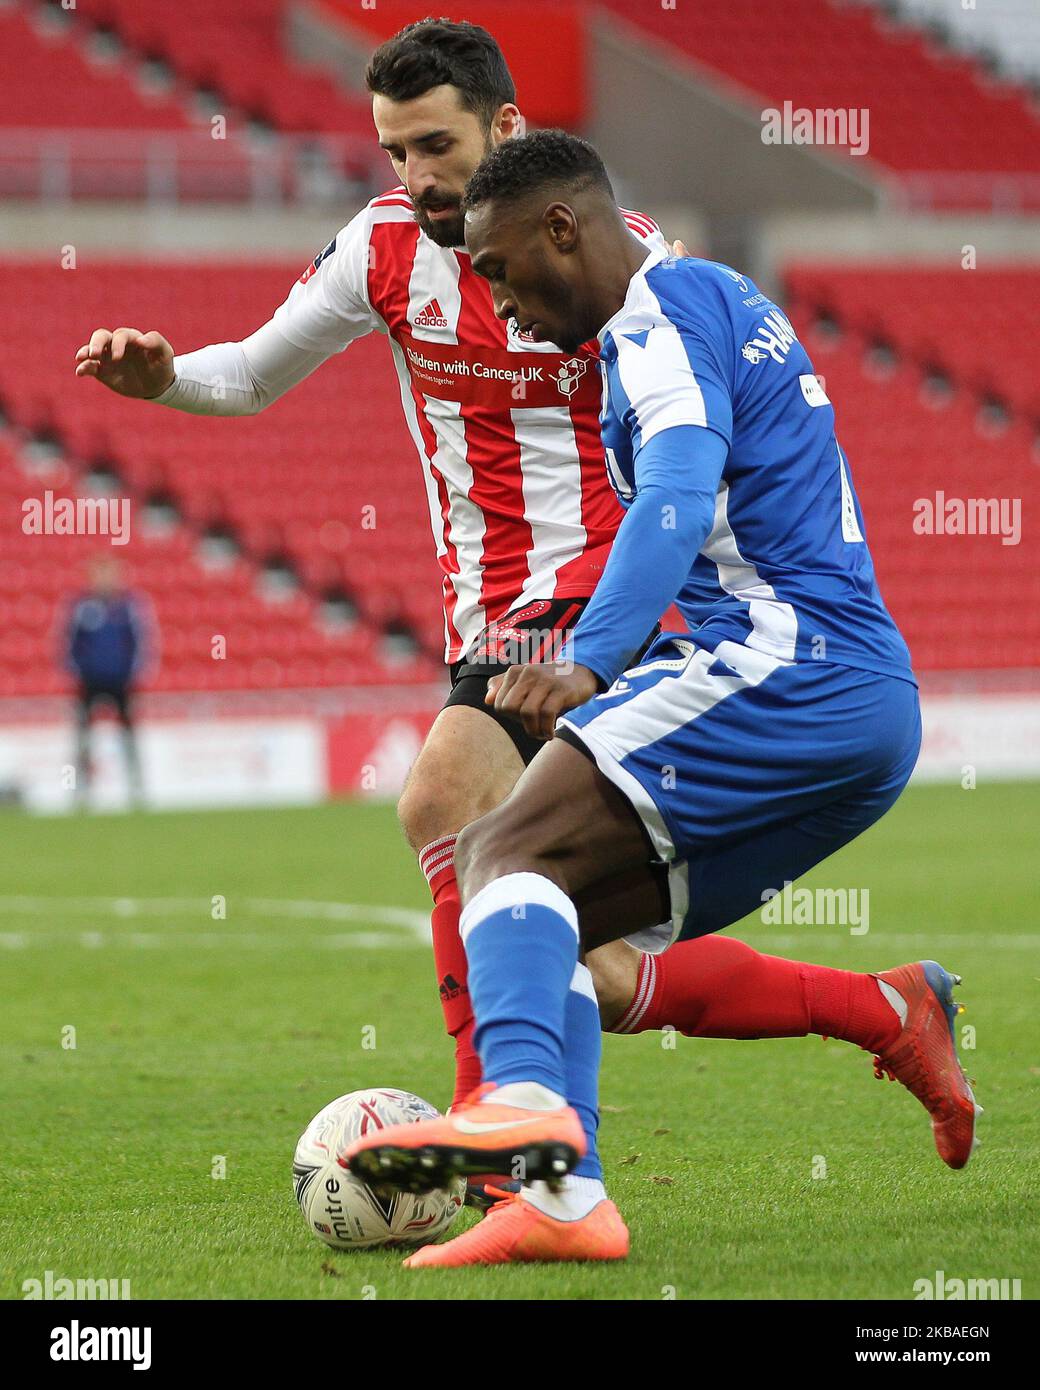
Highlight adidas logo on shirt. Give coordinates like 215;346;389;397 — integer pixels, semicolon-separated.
414;298;449;329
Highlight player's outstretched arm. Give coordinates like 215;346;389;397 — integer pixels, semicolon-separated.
72;215;380;417
74;328;175;399
73;318;332;418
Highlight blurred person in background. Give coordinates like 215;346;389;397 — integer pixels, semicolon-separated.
63;554;156;808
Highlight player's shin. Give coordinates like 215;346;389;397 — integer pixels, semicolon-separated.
462;872;577;1102
419;835;483;1108
613;935;901;1054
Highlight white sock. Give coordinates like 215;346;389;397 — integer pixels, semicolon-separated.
485;1081;567;1110
521;1176;607;1221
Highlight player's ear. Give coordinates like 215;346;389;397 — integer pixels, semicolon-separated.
492;104;523;145
544;203;578;253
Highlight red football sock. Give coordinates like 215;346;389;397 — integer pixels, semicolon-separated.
613;935;900;1054
419;835;483;1109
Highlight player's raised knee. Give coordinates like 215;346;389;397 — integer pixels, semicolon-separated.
397;709;524;853
396;759;473;852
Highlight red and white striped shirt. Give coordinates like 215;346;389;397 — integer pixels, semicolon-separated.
273;187;667;663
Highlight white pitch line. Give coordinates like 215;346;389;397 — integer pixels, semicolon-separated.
0;895;431;947
0;900;1033;953
0;929;412;951
244;898;430;940
0;895;209;917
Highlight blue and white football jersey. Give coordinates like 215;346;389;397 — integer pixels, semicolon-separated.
566;248;914;688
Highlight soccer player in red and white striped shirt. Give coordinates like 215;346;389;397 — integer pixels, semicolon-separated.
75;20;966;1242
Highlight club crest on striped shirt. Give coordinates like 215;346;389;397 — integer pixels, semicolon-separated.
551;357;589;398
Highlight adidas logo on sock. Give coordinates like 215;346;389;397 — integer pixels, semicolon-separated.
439;974;466;1001
414;298;449;329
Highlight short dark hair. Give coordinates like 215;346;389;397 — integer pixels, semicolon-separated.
463;129;614;214
365;18;516;127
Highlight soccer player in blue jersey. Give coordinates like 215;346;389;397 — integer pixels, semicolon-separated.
343;130;979;1267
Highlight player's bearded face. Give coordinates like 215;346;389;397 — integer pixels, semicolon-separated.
372;89;498;249
412;130;493;248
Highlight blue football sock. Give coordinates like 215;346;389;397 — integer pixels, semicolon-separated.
565;962;603;1180
461;872;579;1097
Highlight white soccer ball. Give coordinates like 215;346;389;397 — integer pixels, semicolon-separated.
293;1088;465;1250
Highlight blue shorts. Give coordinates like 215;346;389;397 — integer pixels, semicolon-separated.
557;635;921;949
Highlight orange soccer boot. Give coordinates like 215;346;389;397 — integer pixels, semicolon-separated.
341;1083;586;1193
869;960;980;1169
404;1185;630;1268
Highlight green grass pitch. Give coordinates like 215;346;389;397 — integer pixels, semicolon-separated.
1;783;1037;1301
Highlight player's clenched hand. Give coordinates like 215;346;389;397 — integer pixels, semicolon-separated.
486;663;599;741
74;328;175;399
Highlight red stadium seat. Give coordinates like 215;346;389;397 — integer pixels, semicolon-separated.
0;259;443;696
779;293;1040;671
9;0;373;143
0;9;191;131
785;265;1040;419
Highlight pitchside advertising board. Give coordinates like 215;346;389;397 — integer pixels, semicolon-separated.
0;693;1035;810
0;707;434;811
